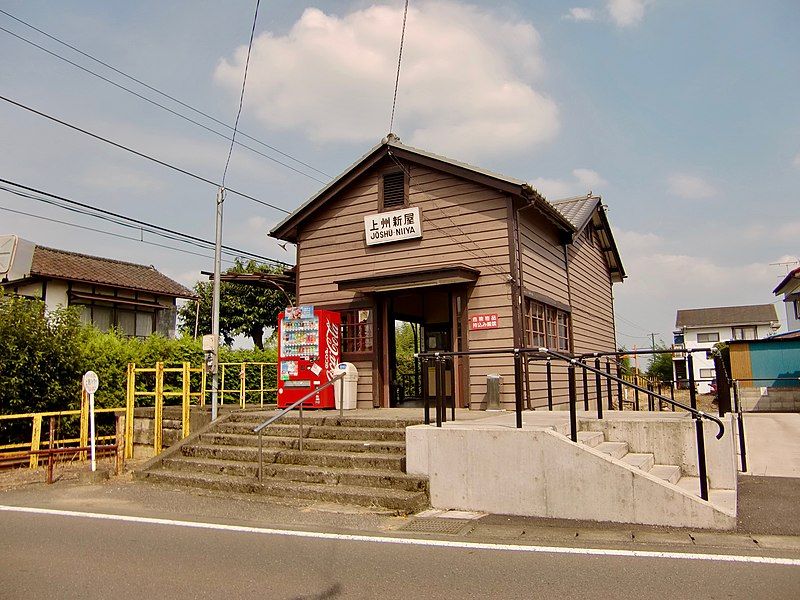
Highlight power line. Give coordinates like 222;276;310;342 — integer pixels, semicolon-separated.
0;178;290;267
388;0;409;134
221;0;260;187
0;25;326;185
0;94;290;214
0;7;331;180
0;204;238;265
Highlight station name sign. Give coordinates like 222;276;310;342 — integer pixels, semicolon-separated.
364;206;422;246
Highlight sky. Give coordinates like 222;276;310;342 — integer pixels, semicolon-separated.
1;0;798;348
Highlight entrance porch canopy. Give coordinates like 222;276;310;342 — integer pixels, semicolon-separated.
335;264;479;293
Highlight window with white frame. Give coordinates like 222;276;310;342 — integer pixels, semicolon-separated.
731;326;757;340
697;332;720;343
699;368;716;379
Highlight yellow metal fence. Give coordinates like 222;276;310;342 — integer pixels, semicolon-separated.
1;361;277;468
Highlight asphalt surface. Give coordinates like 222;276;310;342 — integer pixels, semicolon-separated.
2;508;799;600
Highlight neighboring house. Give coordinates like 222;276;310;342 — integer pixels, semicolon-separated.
672;304;779;393
773;266;800;333
270;135;625;409
0;235;195;338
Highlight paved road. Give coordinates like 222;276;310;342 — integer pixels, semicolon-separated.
1;507;799;600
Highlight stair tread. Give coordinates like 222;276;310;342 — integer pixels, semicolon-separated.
144;468;426;502
164;455;424;481
576;431;604;447
205;433;406;449
620;453;654;470
185;442;404;460
595;441;629;459
649;464;681;484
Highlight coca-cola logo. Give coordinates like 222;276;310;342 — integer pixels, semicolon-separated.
324;318;339;378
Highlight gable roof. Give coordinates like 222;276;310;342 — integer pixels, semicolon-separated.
29;245;194;298
551;195;600;231
773;266;800;295
675;304;779;329
270;134;570;242
269;135;625;281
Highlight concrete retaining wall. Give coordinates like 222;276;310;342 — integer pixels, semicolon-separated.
740;388;800;412
406;415;737;529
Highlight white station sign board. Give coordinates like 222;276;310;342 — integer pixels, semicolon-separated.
364;206;422;246
82;371;99;472
83;371;99;394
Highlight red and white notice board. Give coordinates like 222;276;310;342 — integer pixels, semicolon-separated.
470;313;499;330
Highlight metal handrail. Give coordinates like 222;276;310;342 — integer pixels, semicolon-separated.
540;348;725;439
253;372;345;482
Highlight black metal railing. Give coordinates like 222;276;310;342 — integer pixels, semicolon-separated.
417;345;725;501
252;373;345;482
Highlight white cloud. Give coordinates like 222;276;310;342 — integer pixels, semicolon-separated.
667;174;716;199
793;153;800;167
214;2;559;161
565;8;596;21
530;168;607;199
607;0;647;28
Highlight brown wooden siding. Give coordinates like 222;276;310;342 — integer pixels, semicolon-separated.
296;162;515;407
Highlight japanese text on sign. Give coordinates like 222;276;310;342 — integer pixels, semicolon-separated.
364;207;422;246
470;313;499;330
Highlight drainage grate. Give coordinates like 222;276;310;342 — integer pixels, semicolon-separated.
399;518;472;535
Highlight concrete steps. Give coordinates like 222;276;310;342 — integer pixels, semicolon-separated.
138;411;428;514
580;430;728;508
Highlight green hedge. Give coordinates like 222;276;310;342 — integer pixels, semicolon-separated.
0;292;277;415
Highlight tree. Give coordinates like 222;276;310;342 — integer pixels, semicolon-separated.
647;343;674;382
0;291;86;415
177;260;293;349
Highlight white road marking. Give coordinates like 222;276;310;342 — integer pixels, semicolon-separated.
1;504;799;567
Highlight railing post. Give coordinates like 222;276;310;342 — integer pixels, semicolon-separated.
670;382;675;412
154;361;163;455
733;380;747;472
688;354;697;410
258;432;263;482
47;416;55;484
514;351;523;429
260;364;265;407
634;386;640;411
220;364;226;406
616;361;623;410
547;358;554;411
605;360;613;410
648;381;654;411
695;415;709;501
422;357;430;425
568;363;578;443
594;357;602;414
440;358;447;424
125;362;135;459
80;386;89;461
115;414;124;476
29;414;42;469
299;402;304;452
239;363;246;409
435;358;443;428
338;374;344;418
182;362;190;438
450;358;456;422
581;363;588;411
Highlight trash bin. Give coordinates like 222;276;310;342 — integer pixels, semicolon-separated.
486;374;503;411
333;363;359;410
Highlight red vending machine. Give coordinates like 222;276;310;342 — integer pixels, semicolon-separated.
277;306;341;409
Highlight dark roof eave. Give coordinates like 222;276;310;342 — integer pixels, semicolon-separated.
32;273;197;300
773;266;800;295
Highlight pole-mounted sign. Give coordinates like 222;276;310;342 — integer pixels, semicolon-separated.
82;371;99;472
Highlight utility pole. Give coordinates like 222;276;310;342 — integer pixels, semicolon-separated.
649;333;657;352
210;186;224;421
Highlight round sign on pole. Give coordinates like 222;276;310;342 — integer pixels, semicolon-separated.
83;371;99;394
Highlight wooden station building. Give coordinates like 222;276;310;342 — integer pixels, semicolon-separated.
270;135;625;410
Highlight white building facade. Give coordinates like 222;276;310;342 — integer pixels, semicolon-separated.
672;304;779;393
773;266;800;333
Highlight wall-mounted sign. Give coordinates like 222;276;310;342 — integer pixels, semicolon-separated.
285;305;314;319
470;313;499;330
364;206;422;246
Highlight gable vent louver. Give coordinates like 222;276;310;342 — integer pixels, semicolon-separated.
382;171;405;208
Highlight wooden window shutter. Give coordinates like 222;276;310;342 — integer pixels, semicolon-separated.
382;171;405;208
